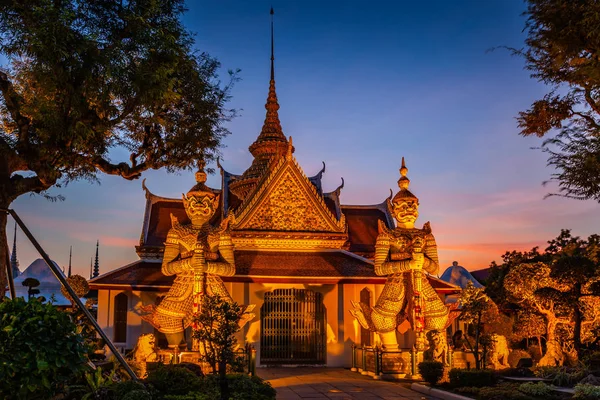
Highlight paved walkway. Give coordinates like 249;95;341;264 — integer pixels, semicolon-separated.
258;367;435;400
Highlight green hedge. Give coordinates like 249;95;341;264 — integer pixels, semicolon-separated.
449;368;496;388
418;361;444;386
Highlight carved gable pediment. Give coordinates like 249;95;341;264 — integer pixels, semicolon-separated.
233;156;346;233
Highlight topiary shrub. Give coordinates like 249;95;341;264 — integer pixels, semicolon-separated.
145;365;203;397
121;389;153;400
508;349;531;368
113;380;148;398
418;361;444;386
449;368;496;388
518;382;553;398
574;383;600;400
196;374;276;400
0;297;89;399
477;383;531;400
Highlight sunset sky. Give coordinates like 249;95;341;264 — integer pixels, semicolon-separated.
8;0;600;278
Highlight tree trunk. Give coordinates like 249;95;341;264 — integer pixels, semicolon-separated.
218;360;229;400
573;284;582;358
0;204;9;301
474;313;481;370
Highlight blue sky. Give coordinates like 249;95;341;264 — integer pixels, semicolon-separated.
9;0;600;277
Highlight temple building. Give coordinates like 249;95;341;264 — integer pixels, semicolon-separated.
89;20;460;366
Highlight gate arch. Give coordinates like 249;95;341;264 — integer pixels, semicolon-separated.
260;288;326;365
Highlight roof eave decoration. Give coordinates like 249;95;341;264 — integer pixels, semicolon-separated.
232;136;346;234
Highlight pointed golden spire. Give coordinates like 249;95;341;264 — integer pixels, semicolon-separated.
392;157;418;203
230;7;290;200
251;6;287;150
398;157;410;190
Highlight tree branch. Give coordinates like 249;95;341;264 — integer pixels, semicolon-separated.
10;173;54;198
572;111;600;130
0;71;30;145
92;157;160;180
584;88;600;115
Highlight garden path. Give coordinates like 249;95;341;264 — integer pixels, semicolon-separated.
258;367;436;400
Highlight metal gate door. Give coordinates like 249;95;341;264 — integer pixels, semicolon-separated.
260;289;326;365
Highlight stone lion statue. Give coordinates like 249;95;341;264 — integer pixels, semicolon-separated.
130;333;158;378
538;339;564;367
487;334;510;369
424;330;448;366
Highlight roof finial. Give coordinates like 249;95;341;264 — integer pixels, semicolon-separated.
286;136;293;160
68;246;72;278
270;6;275;81
93;240;100;278
10;222;19;278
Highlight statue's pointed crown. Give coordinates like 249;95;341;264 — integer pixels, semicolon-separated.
186;160;216;199
392;157;418;203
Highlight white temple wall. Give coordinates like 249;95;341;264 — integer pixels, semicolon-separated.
97;289;161;352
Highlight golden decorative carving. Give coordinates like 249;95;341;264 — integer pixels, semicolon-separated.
487;334;510;369
141;162;254;348
234;149;346;233
232;231;347;251
130;333;158;378
424;330;448;366
351;158;449;350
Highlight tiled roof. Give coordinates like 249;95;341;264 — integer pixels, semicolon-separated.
470;267;491;284
235;250;374;277
90;251;460;293
342;204;393;256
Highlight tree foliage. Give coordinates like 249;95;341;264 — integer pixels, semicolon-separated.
60;274;89;306
0;0;236;297
192;294;242;400
515;0;600;200
491;230;600;359
459;281;497;369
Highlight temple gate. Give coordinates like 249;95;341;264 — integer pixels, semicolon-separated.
260;289;326;365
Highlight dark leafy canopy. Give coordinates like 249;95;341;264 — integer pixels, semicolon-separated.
0;0;236;204
516;0;600;201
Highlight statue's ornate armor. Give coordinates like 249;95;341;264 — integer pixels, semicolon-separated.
142;162;253;346
371;220;449;334
351;158;449;349
149;216;236;335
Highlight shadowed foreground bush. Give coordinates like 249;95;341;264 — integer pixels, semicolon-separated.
449;368;496;388
418;361;444;386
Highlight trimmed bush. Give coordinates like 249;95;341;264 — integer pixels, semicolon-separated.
196;374;276;400
418;361;444;386
449;368;496;388
113;380;149;398
121;390;153;400
574;383;600;400
145;365;203;397
477;383;531;400
518;382;553;398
